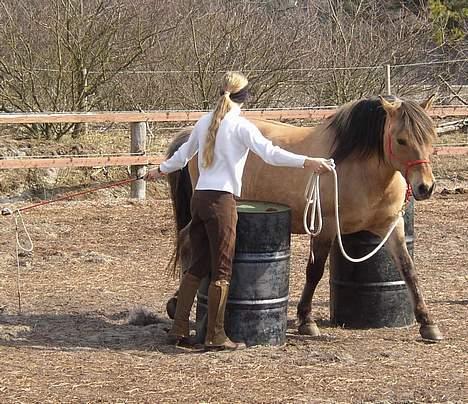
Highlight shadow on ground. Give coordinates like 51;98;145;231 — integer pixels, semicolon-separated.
0;310;185;353
0;309;336;354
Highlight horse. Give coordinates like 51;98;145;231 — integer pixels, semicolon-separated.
164;95;442;342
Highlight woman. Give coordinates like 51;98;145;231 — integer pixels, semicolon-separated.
146;71;332;351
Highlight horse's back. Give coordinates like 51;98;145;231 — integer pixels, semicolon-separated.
240;120;324;232
249;118;313;150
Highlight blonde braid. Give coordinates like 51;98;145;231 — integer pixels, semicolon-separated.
203;93;231;168
202;72;248;168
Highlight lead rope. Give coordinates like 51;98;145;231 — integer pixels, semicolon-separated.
303;160;405;263
5;208;34;313
1;175;143;313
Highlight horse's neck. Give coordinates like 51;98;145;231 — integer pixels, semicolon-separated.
297;126;334;156
340;157;401;195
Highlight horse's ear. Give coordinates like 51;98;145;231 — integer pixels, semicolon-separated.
379;95;402;115
420;94;436;110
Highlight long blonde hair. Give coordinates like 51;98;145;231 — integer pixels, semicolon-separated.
202;71;249;168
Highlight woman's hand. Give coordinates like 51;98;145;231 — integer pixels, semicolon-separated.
304;158;334;174
144;167;164;181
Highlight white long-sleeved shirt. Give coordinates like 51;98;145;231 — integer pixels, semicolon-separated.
160;105;307;197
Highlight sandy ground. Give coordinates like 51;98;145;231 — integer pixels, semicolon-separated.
0;188;466;403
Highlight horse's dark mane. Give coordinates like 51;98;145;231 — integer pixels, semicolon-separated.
328;96;435;163
328;97;386;163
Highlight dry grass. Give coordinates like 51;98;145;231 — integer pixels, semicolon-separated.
0;123;466;403
0;190;466;403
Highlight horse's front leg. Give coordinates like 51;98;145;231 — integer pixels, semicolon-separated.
297;228;334;336
385;224;443;341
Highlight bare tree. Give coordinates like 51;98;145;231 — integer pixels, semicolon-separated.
111;0;440;109
0;0;179;139
288;0;434;104
109;0;322;110
0;0;464;131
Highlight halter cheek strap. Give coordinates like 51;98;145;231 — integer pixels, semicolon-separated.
386;133;430;201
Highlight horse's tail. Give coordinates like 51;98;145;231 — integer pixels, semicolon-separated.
166;129;193;276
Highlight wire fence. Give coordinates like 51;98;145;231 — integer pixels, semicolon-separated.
30;58;468;74
23;59;468;111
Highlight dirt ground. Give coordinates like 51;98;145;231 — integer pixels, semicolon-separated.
0;186;466;403
0;122;467;403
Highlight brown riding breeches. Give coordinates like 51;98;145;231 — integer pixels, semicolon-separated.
186;190;238;282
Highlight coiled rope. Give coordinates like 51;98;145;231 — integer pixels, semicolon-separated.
303;159;406;263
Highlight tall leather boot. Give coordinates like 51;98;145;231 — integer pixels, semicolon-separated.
204;280;246;350
167;272;201;346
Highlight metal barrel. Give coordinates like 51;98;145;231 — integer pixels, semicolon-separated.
196;200;291;347
329;199;415;328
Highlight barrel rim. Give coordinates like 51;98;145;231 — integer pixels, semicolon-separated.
236;199;291;214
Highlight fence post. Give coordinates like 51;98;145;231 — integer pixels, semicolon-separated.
130;122;147;199
385;64;392;95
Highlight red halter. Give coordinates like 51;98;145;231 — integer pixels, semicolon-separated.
386;133;430;202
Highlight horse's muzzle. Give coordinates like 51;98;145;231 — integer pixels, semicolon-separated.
413;182;435;200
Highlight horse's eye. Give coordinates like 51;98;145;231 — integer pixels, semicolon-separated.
397;138;407;146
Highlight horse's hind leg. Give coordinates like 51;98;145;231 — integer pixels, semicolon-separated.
385;229;443;341
297;234;333;336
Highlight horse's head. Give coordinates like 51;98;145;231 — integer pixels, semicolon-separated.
380;95;437;200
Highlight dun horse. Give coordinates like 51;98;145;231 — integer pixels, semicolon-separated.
165;95;442;342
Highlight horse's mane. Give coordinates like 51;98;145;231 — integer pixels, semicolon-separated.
327;96;435;163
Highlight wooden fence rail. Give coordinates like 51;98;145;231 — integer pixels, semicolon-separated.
0;156;164;170
1;147;464;170
1;106;467;199
0;105;467;124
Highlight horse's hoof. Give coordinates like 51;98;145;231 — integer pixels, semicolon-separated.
166;297;177;320
420;324;443;342
298;322;320;336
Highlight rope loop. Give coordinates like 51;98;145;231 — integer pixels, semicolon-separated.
13;209;34;253
10;209;33;313
303;160;405;263
303;159;335;236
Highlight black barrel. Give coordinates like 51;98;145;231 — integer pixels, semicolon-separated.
196;200;291;347
330;199;415;328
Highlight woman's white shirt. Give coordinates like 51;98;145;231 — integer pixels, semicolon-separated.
160;105;307;197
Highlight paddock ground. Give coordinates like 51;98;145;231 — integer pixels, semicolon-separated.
0;184;466;403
